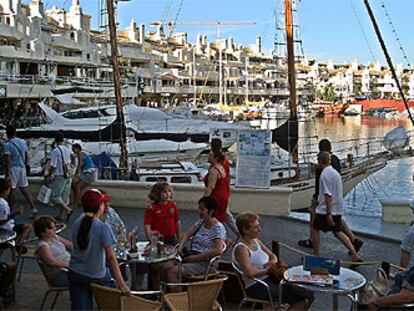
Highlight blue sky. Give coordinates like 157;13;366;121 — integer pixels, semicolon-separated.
34;0;413;66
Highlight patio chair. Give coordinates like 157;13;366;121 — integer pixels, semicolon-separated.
91;283;161;311
231;262;274;310
161;277;227;311
36;259;69;310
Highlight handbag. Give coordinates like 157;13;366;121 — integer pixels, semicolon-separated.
359;268;389;305
37;184;52;204
268;260;289;283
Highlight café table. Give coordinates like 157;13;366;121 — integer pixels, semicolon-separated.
280;265;366;311
124;241;178;290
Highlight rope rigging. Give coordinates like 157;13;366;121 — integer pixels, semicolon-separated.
171;0;185;35
349;0;377;62
379;0;411;67
161;0;175;24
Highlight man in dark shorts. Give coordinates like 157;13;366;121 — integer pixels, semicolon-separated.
298;139;363;254
311;152;363;262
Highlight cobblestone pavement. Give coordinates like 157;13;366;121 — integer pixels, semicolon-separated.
4;203;408;310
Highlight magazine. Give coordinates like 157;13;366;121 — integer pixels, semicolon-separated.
288;274;334;286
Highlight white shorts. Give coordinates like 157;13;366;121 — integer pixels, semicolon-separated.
8;167;28;189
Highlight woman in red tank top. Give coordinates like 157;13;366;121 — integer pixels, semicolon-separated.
204;150;229;222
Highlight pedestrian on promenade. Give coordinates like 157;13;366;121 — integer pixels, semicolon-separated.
68;189;130;310
311;151;363;262
298;139;363;254
71;144;96;208
210;138;238;236
3;124;37;218
142;181;181;289
45;133;73;222
204;149;234;236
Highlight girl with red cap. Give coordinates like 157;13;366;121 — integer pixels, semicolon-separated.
68;189;130;310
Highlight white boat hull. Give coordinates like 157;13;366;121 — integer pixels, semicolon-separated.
19;158;386;216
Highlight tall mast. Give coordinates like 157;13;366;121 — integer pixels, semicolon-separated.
285;0;298;164
285;0;297;120
218;24;223;105
107;0;128;178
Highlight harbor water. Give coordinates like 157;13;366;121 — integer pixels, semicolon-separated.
253;115;414;218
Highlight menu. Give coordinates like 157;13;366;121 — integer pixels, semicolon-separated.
235;130;272;189
288;274;334;286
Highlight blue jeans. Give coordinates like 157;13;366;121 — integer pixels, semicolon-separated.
51;270;69;287
68;269;113;311
389;266;414;295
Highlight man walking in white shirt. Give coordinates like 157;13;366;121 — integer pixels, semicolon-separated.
311;151;363;262
45;133;73;222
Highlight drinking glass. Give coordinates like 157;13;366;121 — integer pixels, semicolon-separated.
151;232;159;246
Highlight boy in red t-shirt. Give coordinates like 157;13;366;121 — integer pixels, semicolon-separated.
144;182;181;246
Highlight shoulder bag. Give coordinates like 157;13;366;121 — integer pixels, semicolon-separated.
9;140;30;175
359;268;389;305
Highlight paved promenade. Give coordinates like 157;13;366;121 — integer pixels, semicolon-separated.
3;203;411;310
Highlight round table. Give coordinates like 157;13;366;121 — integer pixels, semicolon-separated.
281;265;366;311
123;242;178;290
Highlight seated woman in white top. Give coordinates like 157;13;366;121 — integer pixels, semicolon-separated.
232;212;314;310
34;216;73;286
162;196;226;283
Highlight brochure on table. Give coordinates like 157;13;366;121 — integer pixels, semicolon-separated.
235;130;272;189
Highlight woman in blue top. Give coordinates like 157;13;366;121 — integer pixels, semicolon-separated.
68;189;130;310
71;144;96;208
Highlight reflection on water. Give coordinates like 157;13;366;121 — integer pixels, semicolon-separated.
247;116;414;217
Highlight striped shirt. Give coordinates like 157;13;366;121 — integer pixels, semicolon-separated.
191;219;226;254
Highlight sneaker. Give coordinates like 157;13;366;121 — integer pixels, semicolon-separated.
353;239;363;253
29;208;38;219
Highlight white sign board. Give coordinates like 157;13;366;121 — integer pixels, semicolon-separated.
236;130;272;189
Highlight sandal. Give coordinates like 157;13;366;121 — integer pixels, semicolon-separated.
298;239;313;249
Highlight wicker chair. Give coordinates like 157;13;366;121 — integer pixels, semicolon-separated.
36;259;69;310
162;277;226;311
91;283;161;311
231;262;274;310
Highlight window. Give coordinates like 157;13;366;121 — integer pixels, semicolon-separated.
145;177;167;182
70;32;75;40
171;176;192;184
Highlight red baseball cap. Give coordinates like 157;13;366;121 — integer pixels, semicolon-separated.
102;193;112;202
81;189;107;208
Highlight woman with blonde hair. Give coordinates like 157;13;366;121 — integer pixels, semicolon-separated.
232;212;314;310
